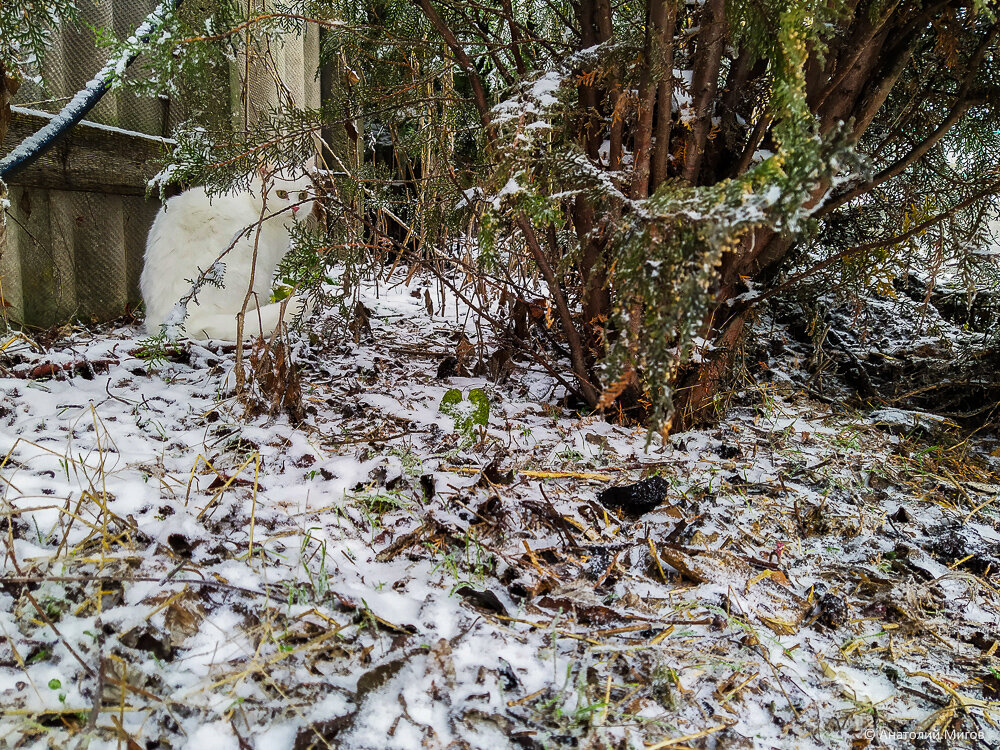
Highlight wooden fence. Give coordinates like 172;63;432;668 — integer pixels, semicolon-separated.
1;0;322;329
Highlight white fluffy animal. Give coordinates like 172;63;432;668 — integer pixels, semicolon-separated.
141;171;314;341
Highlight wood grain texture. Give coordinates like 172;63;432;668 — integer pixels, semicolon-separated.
2;109;171;195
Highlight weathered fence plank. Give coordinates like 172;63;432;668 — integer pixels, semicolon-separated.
1;0;322;330
4;108;172;196
68;192;128;323
0;215;20;324
11;187;77;327
123;196;161;309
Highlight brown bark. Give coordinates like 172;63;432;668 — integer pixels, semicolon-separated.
681;0;727;184
573;0;616;364
721;46;754;116
499;0;527;75
731;112;771;177
631;0;668;198
711;48;766;180
848;37;916;138
650;1;678;190
818;22;999;217
414;0;492;129
575;195;610;349
808;0;893;111
672;309;749;430
816;21;893;134
458;7;515;86
516;214;600;406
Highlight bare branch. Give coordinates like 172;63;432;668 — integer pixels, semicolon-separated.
413;0;492;129
516;214;600;407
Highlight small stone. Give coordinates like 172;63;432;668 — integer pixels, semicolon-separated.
597;476;668;516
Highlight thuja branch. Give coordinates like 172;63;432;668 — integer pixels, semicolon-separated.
817;22;1000;218
758;175;1000;306
412;0;493;128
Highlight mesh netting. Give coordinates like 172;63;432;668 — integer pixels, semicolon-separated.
10;186;77;326
240;17;321;129
8;0;173;325
5;1;321;327
14;0;176;135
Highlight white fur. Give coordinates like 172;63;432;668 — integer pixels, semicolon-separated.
141;173;313;341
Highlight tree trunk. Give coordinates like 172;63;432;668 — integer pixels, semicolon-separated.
414;0;991;436
631;0;668;199
573;0;605;160
672;309;750;430
649;1;677;190
682;0;727;184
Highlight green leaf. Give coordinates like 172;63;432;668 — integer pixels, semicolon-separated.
467;388;490;427
270;284;294;303
439;388;463;413
439;388;490;436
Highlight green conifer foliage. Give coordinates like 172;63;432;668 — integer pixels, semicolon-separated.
8;1;998;431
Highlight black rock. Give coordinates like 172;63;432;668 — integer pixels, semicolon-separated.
889;505;911;523
480;458;514;485
497;658;519;691
597;476;668;516
456;586;509;616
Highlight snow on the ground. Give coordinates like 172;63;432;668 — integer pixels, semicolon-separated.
1;274;999;749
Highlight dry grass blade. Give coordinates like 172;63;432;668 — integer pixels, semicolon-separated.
645;722;729;749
